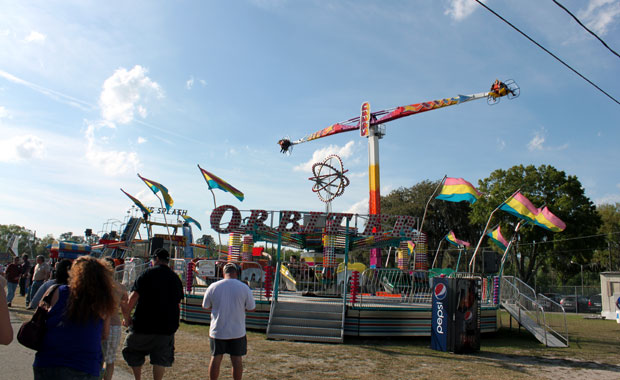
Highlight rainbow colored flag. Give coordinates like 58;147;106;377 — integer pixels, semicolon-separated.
407;240;415;254
445;231;470;248
436;177;481;204
198;165;244;202
499;191;539;224
534;206;566;232
120;188;151;216
181;215;202;231
487;226;509;251
137;174;174;211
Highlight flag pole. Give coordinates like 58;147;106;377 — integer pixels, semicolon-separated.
419;175;447;235
413;175;446;271
198;164;223;258
431;238;445;269
468;188;520;273
498;220;524;276
153;192;174;253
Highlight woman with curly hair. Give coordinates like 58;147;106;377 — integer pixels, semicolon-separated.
33;256;118;380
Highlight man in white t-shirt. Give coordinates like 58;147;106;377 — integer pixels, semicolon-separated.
202;263;256;380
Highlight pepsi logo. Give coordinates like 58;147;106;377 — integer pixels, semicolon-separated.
464;310;473;321
434;283;447;300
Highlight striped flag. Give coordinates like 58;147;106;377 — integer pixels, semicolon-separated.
181;215;202;230
198;165;244;202
534;206;566;232
436;177;481;204
445;231;470;248
120;188;152;216
137;174;174;211
499;191;539;224
487;226;509;251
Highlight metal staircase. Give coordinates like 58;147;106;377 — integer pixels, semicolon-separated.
500;276;568;348
266;300;344;343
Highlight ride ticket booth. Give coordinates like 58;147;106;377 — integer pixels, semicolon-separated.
430;277;481;353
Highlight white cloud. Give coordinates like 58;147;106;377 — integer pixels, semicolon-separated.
24;30;46;43
186;76;194;90
497;138;506;151
0;69;93;110
527;131;545;151
84;122;140;176
294;141;357;172
99;65;164;125
580;0;620;36
137;136;147;144
0;134;46;162
346;197;368;216
199;79;207;86
0;106;9;119
444;0;483;21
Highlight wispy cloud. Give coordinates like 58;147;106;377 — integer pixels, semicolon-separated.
137;136;147;144
0;69;93;110
294;141;357;172
445;0;484;21
99;65;164;125
346;197;368;216
579;0;620;36
0;106;9;119
186;76;194;90
24;30;46;43
497;138;506;151
527;131;545;151
0;134;46;162
84;122;140;176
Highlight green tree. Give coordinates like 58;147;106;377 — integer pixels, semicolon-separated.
58;232;85;243
381;180;481;257
471;164;602;284
594;203;620;271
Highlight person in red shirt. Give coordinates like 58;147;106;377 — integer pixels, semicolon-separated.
5;257;21;307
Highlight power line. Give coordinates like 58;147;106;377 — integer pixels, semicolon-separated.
552;0;620;60
473;0;620;106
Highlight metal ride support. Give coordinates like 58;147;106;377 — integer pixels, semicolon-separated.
368;123;382;268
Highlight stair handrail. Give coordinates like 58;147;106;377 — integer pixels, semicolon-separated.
500;276;568;347
536;293;569;347
501;276;549;346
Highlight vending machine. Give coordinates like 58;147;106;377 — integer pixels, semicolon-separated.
431;277;481;353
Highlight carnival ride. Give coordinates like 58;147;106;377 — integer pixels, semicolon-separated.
278;80;519;268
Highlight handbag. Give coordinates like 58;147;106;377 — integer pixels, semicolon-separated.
17;284;60;350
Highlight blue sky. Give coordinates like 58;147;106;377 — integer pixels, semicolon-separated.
1;0;619;239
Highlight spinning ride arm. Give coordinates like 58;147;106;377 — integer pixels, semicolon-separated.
278;80;517;153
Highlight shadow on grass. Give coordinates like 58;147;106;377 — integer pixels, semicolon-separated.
477;351;620;373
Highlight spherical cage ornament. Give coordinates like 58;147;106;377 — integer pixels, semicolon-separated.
309;154;350;203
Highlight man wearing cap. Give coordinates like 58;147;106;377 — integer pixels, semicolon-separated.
202;263;256;380
122;248;184;380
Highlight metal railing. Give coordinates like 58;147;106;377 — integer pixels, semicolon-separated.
114;259;150;288
501;276;568;347
187;259;272;302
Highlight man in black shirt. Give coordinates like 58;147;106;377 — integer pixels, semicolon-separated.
122;248;184;380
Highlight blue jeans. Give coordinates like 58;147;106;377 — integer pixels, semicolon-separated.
6;281;18;304
27;280;44;306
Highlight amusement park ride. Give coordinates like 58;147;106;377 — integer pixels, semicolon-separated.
279;79;520;267
53;80;570;348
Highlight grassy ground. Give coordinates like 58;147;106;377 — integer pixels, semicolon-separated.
10;293;620;380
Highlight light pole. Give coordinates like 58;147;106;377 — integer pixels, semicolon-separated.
571;260;584;296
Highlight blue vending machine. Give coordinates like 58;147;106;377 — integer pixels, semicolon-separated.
431;277;480;353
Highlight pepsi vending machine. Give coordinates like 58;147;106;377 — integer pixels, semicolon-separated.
431;277;481;353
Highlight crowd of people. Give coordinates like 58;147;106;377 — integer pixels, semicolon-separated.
0;250;256;380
